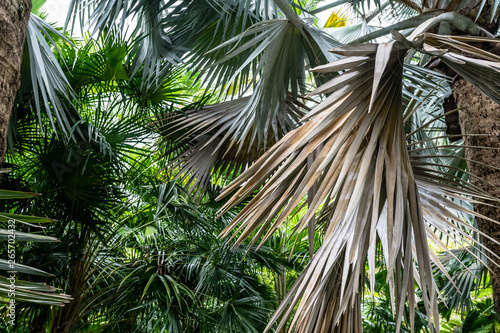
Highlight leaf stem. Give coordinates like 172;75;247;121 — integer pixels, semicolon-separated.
273;0;306;32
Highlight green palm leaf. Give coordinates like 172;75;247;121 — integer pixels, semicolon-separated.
0;189;71;306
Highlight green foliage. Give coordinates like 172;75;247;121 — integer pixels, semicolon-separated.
4;0;500;332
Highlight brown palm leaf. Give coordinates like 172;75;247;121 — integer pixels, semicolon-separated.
420;33;500;104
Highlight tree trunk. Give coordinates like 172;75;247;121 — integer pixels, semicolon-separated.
0;0;31;164
455;79;500;318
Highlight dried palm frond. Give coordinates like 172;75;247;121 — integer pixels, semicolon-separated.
216;38;500;332
420;33;500;105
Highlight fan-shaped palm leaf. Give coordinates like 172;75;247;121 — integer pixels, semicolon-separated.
154;95;307;198
24;14;78;138
154;15;338;197
216;37;500;332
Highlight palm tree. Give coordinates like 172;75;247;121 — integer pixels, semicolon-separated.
11;0;500;331
4;11;296;331
102;179;288;333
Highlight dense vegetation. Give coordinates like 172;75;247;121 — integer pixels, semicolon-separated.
1;0;500;332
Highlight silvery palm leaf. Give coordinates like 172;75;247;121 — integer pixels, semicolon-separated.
216;37;500;332
67;0;182;88
66;0;281;87
199;18;338;101
23;14;78;138
154;17;338;198
154;94;307;199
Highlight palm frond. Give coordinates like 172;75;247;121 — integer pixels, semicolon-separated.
326;19;377;44
66;0;281;87
420;33;500;105
154;95;307;199
209;0;279;22
24;14;79;138
152;17;339;198
216;38;499;332
0;276;71;306
128;0;186;86
212;296;270;333
0;189;71;306
66;0;133;35
164;0;277;59
436;246;488;318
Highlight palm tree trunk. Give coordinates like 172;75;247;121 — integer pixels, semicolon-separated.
52;225;91;333
0;0;31;164
455;79;500;318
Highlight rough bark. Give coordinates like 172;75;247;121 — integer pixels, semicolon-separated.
455;79;500;318
0;0;31;165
